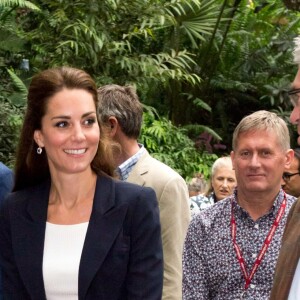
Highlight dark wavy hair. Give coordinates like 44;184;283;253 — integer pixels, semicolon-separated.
14;66;115;191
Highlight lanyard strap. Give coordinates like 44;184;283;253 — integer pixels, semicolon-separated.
231;193;287;290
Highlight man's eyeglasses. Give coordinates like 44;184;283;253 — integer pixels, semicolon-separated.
287;88;300;107
282;172;300;181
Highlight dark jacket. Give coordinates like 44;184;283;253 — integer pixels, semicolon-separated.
0;162;13;202
270;198;300;300
0;162;14;300
0;175;163;299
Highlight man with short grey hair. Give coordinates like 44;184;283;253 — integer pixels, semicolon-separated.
97;84;190;300
183;110;296;300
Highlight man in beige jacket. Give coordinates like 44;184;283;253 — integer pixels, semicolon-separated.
97;84;190;300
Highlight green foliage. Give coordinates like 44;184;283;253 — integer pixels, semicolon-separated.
140;108;217;179
6;68;28;106
0;5;26;66
0;0;39;10
24;0;218;88
0;68;27;167
0;98;24;168
190;0;300;148
163;0;226;48
1;0;300;176
215;0;298;96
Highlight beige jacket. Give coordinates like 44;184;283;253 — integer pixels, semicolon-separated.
270;198;300;300
127;150;190;300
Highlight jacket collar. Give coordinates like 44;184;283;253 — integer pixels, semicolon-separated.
13;175;128;299
26;175;116;220
126;150;150;186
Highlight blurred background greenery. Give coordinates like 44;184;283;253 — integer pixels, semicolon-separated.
1;0;299;179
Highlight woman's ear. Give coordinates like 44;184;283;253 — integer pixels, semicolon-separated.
33;130;44;147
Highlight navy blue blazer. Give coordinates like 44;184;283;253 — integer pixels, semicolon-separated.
0;175;163;299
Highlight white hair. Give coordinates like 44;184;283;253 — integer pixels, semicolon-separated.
211;156;233;177
293;36;300;65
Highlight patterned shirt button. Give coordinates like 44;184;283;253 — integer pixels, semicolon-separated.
254;224;259;229
250;284;255;289
252;253;256;258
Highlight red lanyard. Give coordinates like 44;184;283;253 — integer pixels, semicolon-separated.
231;193;287;290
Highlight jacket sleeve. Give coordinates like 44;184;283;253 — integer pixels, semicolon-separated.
126;186;163;299
159;176;190;300
269;199;300;300
0;197;31;299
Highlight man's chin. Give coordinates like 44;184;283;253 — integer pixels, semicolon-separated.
282;188;289;194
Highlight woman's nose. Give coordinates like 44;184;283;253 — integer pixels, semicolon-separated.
72;125;85;141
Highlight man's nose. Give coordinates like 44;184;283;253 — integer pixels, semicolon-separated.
290;106;300;124
249;153;261;167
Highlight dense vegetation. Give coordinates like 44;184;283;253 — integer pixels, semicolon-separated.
1;0;300;179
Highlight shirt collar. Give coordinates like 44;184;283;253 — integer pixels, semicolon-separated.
231;188;286;219
117;144;145;180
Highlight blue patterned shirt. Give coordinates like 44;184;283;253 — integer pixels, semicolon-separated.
183;189;297;300
117;144;145;181
190;194;214;217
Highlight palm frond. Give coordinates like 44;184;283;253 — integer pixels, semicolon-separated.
6;68;28;100
0;0;40;11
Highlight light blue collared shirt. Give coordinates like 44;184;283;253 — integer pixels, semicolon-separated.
117;144;145;181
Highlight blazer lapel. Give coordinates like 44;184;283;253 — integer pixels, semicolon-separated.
11;181;50;299
79;175;129;299
127;151;149;186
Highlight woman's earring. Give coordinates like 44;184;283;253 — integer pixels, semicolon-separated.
37;147;43;155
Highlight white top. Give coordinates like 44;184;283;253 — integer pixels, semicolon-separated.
288;259;300;300
43;222;89;300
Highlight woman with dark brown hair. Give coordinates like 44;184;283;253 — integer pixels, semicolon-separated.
0;67;163;299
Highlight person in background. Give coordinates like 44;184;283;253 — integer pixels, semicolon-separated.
0;162;13;202
270;37;300;300
183;110;296;299
189;157;237;216
282;147;300;197
97;84;190;300
188;173;207;198
205;156;237;203
0;67;163;299
188;173;209;215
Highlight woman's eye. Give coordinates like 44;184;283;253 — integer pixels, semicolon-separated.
84;118;96;126
55;121;68;128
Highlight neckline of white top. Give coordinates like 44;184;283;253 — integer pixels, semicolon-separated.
46;222;89;227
